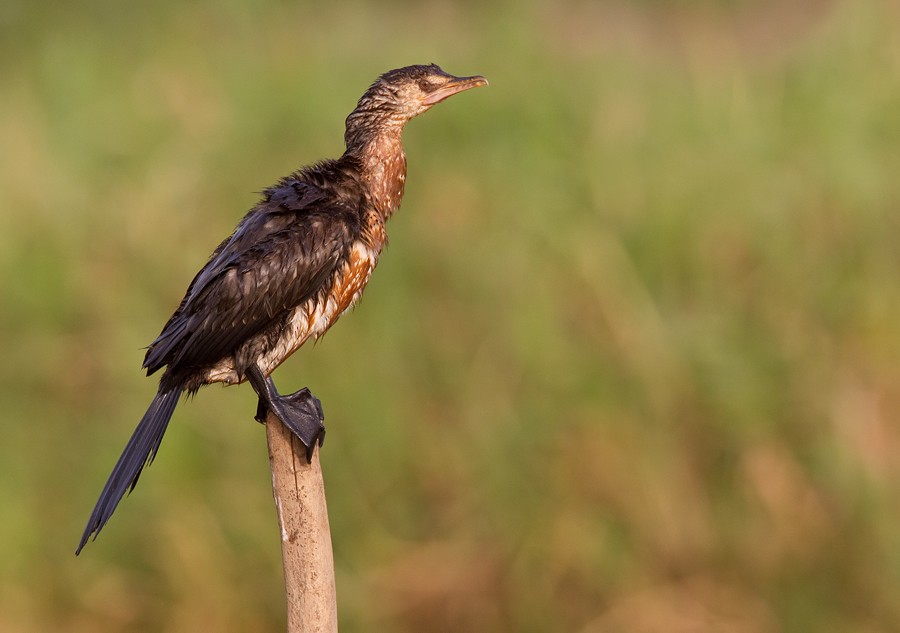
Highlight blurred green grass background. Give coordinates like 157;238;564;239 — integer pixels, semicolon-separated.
3;0;900;630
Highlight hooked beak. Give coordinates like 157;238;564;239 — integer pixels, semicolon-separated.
422;74;489;106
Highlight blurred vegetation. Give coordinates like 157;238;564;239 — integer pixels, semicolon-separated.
2;0;900;630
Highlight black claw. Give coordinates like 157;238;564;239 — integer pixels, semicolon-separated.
255;397;268;424
280;387;326;462
246;365;326;462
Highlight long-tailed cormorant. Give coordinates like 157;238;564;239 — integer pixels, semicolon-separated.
76;64;487;554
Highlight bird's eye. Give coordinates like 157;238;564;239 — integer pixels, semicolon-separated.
418;79;431;91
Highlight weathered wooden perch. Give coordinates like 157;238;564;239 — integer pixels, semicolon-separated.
266;409;338;632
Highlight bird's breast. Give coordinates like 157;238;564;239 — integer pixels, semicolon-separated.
332;240;379;316
256;239;380;377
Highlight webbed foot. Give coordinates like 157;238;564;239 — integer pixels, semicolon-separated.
247;365;325;462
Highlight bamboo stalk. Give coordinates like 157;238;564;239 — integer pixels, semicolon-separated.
266;410;338;632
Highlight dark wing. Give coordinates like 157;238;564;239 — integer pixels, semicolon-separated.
143;182;359;376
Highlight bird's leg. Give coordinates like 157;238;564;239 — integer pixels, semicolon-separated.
246;364;325;462
255;397;268;425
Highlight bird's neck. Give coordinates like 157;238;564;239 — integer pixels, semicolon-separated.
344;128;407;221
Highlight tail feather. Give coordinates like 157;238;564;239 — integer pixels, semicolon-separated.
76;388;181;555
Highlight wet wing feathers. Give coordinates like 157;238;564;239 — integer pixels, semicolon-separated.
143;182;356;375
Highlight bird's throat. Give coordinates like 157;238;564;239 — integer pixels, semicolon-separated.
348;130;407;221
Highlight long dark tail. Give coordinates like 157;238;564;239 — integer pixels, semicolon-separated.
76;388;181;554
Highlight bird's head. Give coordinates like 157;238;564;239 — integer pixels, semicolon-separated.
345;64;487;146
372;64;488;119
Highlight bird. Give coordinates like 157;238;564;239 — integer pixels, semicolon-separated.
76;64;487;555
